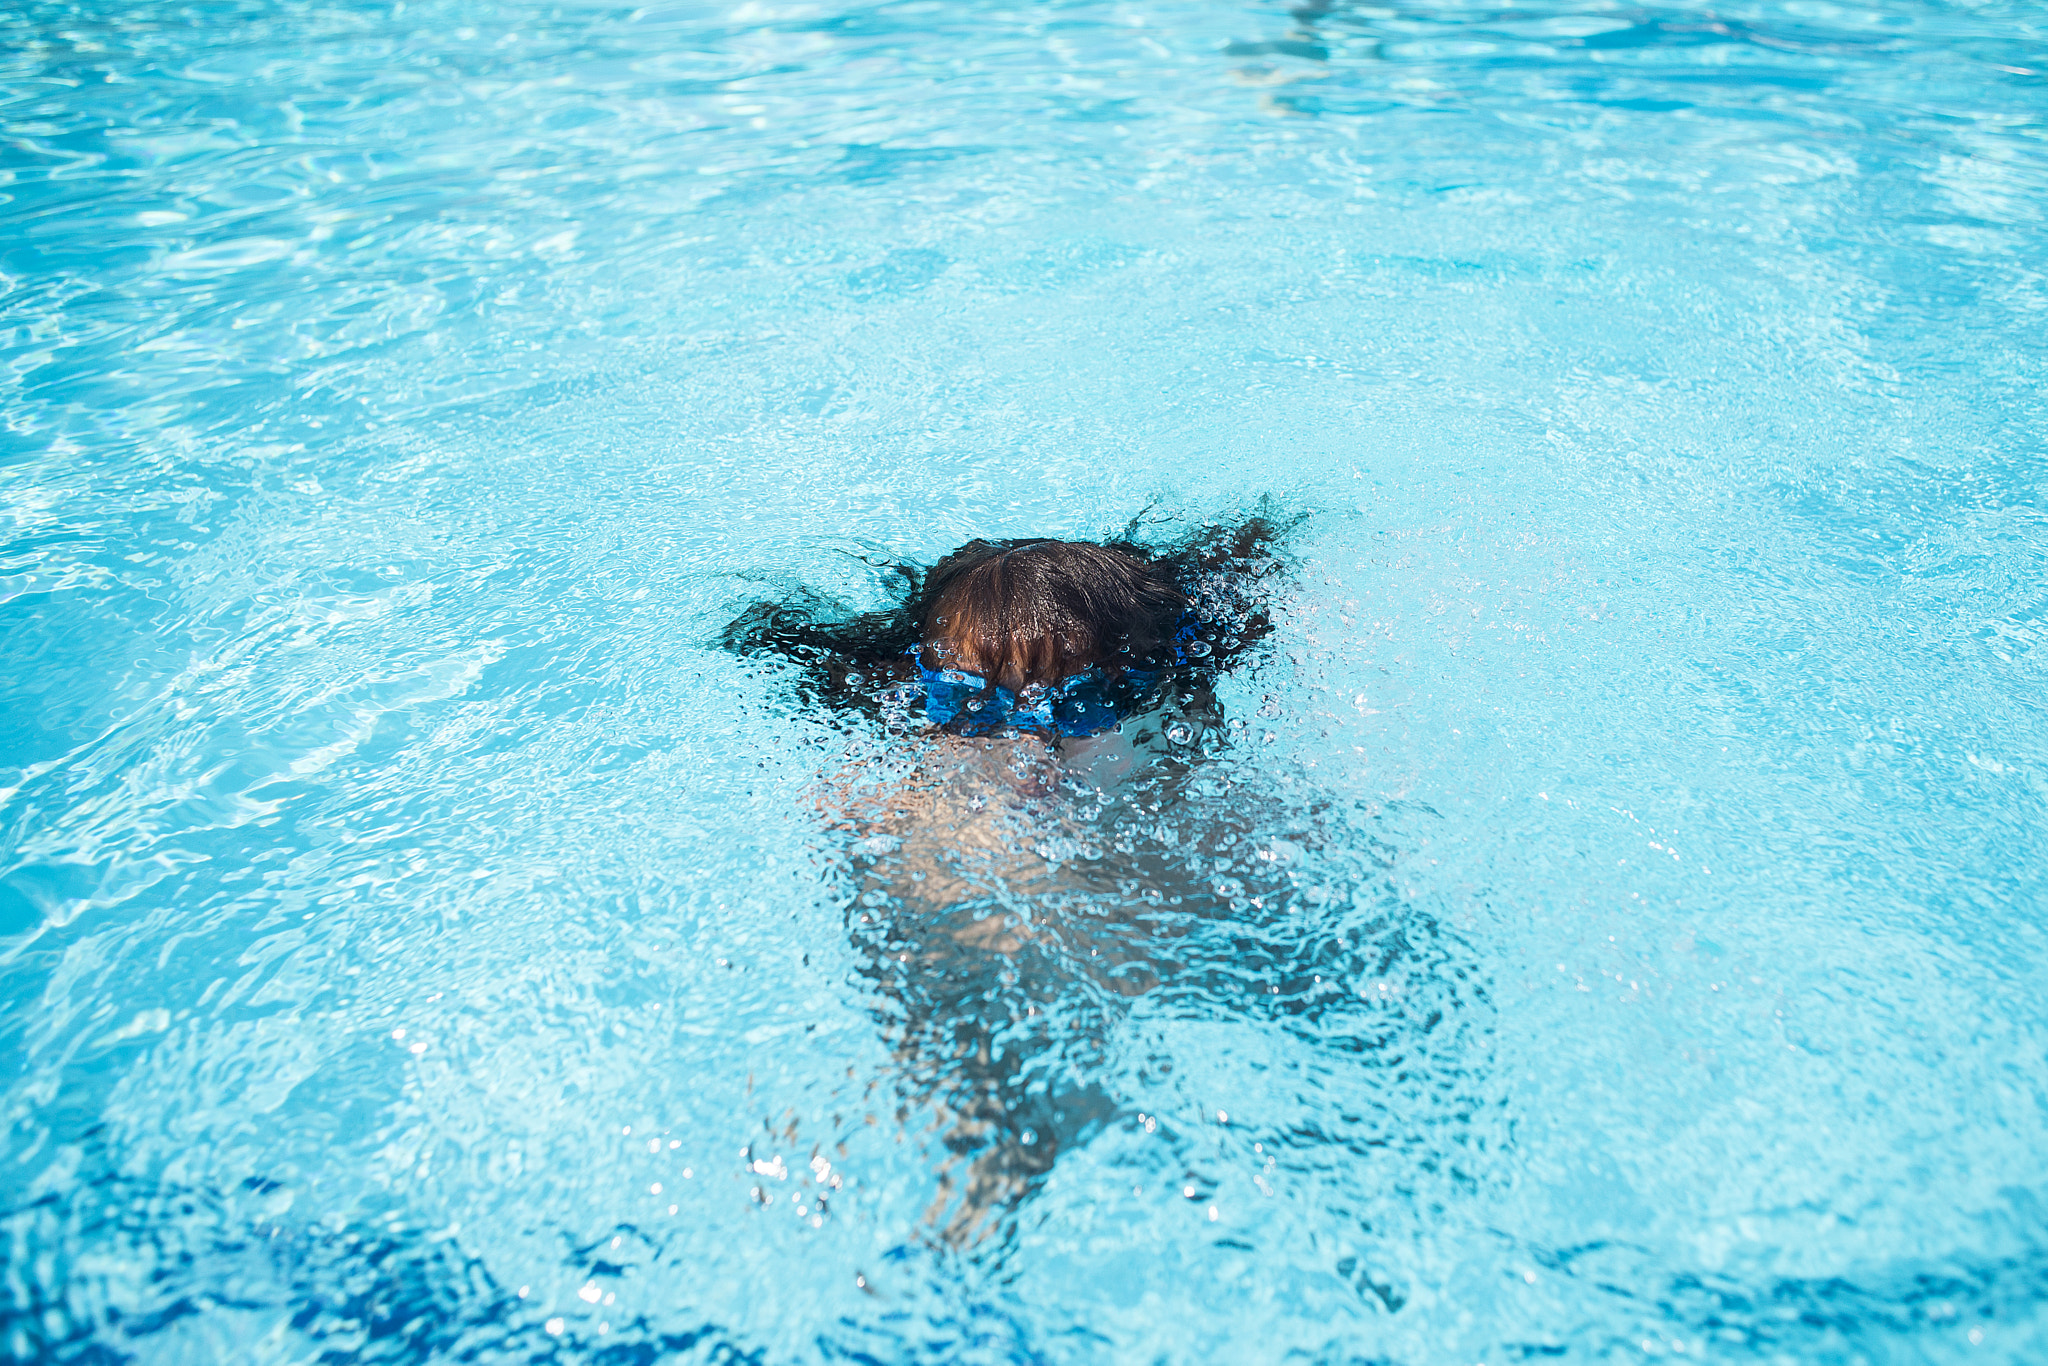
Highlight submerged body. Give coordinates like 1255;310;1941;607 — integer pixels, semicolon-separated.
827;728;1227;1241
833;729;1168;972
736;522;1477;1245
822;722;1456;1244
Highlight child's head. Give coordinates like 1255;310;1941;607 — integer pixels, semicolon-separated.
915;540;1187;692
720;503;1303;737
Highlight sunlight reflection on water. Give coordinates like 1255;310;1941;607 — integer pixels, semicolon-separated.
3;0;2046;1360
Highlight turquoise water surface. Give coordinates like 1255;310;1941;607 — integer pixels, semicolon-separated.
3;0;2046;1362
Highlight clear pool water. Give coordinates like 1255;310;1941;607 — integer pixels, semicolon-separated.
3;0;2045;1361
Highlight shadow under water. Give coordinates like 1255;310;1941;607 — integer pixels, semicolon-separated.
0;1153;763;1365
12;1145;2046;1363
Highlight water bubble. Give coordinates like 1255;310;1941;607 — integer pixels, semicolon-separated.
966;699;984;712
1185;640;1213;658
1165;723;1195;745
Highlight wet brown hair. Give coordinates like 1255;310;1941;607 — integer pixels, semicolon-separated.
916;540;1187;690
719;502;1303;726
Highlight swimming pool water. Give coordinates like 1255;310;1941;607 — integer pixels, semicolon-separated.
3;0;2045;1361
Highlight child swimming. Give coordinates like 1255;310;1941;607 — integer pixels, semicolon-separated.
720;509;1468;1247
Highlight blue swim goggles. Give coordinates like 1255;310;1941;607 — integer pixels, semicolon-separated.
911;615;1206;738
914;655;1159;737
